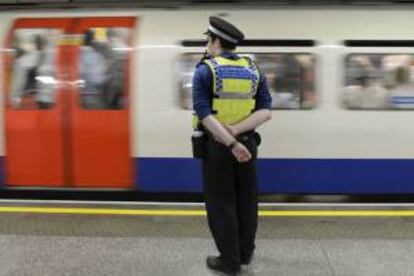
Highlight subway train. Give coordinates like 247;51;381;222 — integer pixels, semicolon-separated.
0;7;414;195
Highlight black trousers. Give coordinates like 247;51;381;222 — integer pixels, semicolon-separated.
202;132;258;268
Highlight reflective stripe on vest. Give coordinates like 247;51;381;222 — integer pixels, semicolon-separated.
203;56;259;125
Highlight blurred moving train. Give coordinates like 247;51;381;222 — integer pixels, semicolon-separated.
0;7;414;194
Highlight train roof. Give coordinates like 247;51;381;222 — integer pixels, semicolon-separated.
1;0;414;11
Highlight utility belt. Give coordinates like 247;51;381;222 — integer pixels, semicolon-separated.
191;128;261;159
237;131;261;147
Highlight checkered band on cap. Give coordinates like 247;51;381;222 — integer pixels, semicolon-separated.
208;25;239;44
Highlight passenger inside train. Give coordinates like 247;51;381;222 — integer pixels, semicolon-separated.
78;28;130;110
10;30;57;109
78;29;108;109
344;54;414;110
388;66;414;109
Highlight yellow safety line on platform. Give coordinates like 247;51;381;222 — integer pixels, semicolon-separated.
0;206;414;216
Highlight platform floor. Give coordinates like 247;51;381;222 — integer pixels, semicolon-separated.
0;202;413;276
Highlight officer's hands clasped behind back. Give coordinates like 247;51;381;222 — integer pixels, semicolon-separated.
224;124;252;163
230;141;252;163
213;131;252;163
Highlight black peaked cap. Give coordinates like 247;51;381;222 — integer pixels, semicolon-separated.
206;16;245;45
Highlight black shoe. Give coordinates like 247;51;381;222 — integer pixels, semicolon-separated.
241;254;253;265
206;256;240;275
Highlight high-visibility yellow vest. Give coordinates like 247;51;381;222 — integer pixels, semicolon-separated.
193;56;259;128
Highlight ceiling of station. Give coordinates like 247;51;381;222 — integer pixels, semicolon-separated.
1;0;414;10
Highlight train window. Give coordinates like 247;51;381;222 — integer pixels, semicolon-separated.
78;27;132;110
7;29;61;110
179;53;316;110
344;54;414;110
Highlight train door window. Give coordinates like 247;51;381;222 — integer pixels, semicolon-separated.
7;29;61;110
179;53;317;110
77;27;132;110
344;54;414;110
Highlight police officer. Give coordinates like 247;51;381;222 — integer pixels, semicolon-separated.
192;17;272;275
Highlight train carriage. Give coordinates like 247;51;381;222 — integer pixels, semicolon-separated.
1;8;414;194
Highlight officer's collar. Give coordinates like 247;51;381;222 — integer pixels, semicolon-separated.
219;51;239;59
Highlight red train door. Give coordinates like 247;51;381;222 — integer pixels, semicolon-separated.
4;17;135;188
4;18;72;187
69;17;135;188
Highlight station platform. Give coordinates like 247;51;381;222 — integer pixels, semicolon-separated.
0;200;413;276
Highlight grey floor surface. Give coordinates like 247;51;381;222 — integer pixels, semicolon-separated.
0;213;413;276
